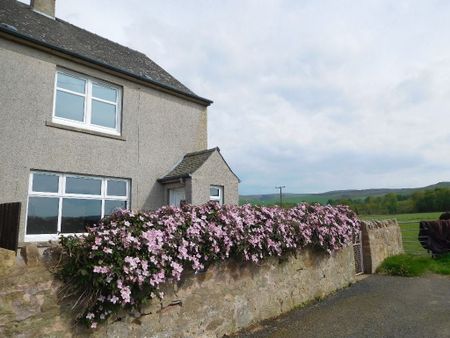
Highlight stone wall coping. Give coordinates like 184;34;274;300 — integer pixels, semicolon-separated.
361;219;398;230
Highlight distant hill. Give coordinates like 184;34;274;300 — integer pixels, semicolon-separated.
240;182;450;205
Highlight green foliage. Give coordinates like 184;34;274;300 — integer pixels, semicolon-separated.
378;254;450;277
431;254;450;275
378;254;430;276
329;188;450;215
361;212;442;222
242;187;450;216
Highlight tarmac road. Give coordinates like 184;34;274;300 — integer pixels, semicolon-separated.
235;274;450;338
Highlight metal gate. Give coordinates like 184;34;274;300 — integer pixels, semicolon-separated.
353;231;364;275
399;221;431;256
0;202;21;251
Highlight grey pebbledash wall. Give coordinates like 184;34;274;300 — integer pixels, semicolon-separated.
0;245;356;338
190;151;240;205
361;219;404;274
0;37;207;244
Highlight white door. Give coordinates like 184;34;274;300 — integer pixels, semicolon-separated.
169;188;186;207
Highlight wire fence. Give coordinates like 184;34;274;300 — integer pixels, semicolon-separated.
398;221;430;256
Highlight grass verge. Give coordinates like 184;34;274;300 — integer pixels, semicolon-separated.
377;254;450;277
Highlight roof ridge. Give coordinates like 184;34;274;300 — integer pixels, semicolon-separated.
185;147;219;157
17;1;154;63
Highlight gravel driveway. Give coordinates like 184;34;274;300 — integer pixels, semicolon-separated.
234;274;450;338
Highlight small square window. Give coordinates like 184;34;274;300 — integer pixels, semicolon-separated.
65;176;102;195
210;185;223;205
107;180;127;196
92;83;117;101
210;187;220;197
32;173;59;193
91;100;117;128
55;91;85;122
57;73;86;93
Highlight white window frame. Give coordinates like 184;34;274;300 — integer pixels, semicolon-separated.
209;185;224;205
52;69;122;135
25;171;129;242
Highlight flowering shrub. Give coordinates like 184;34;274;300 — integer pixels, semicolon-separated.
56;202;360;328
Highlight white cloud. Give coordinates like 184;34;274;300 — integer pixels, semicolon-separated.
50;0;450;194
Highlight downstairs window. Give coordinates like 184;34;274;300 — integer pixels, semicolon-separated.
25;171;129;242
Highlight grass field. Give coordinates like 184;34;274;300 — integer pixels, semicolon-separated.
362;212;442;255
378;253;450;276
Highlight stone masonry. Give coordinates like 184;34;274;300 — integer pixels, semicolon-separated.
0;246;355;338
361;219;404;274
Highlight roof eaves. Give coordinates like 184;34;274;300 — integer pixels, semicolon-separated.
0;25;213;107
157;173;191;183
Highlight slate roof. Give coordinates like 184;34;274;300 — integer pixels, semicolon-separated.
159;147;240;183
0;0;212;105
158;148;218;183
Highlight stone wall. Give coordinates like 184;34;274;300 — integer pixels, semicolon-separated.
0;264;72;337
0;246;355;338
361;219;404;274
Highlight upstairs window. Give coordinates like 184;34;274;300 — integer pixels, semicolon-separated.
210;185;223;205
25;171;129;242
53;70;122;135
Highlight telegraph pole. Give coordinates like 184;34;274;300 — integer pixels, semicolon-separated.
275;186;286;207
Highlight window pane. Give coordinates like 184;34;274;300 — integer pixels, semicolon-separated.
26;197;59;234
57;73;85;93
91;100;116;129
66;176;101;195
107;180;127;196
210;187;220;197
92;83;117;102
55;91;85;122
61;198;101;233
104;200;126;216
32;173;59;193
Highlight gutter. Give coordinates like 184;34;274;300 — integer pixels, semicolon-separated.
0;25;213;107
157;174;191;184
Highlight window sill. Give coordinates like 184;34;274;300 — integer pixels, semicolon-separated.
24;232;88;243
45;121;126;141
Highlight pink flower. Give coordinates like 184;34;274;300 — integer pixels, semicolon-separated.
120;286;131;303
93;266;110;274
73;201;360;327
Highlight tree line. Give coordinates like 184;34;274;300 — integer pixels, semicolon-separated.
327;188;450;215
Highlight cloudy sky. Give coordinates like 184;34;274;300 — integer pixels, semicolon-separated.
22;0;450;195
